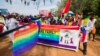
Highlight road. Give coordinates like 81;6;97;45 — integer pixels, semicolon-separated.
0;36;100;56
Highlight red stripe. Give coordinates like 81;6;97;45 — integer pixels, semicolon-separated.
42;25;80;30
14;23;37;37
81;33;86;42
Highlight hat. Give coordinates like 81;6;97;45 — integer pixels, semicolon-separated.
68;14;71;16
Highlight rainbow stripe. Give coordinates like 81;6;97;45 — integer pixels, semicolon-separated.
13;24;39;56
38;25;80;50
39;25;60;41
38;25;79;42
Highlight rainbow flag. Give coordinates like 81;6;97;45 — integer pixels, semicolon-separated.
81;17;90;42
13;23;40;56
81;27;87;42
39;25;79;42
38;25;80;51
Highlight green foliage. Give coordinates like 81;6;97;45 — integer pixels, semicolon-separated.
57;0;100;16
92;0;100;17
96;17;100;35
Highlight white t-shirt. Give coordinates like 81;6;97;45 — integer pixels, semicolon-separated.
89;19;97;29
92;19;96;25
81;19;92;31
6;18;19;30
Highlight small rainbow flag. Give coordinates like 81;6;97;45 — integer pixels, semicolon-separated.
81;17;90;42
13;23;40;56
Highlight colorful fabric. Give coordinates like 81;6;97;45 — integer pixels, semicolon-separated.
81;27;87;42
81;17;90;42
38;25;80;51
13;20;41;56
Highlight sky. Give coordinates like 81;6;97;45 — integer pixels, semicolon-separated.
0;0;61;15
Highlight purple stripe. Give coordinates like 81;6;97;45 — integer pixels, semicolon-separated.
14;44;35;56
13;39;38;56
38;38;76;49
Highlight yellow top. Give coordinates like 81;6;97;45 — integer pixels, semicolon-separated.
83;18;89;26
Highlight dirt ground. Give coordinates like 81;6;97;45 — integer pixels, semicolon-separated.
0;36;100;56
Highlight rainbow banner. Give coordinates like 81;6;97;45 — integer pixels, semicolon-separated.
38;25;80;51
13;23;39;56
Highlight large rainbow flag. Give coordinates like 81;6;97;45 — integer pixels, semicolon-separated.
13;22;40;56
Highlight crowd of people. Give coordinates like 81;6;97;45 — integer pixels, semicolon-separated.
0;11;97;56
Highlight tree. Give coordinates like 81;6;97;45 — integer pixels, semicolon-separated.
92;0;100;17
57;0;100;15
57;0;100;35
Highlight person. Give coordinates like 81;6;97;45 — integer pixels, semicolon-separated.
0;13;5;33
74;13;81;25
41;17;47;25
67;15;74;26
49;16;56;25
62;16;67;25
89;15;97;41
80;11;92;56
56;16;62;25
23;16;30;23
5;15;19;43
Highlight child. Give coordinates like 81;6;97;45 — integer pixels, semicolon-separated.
89;15;97;41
